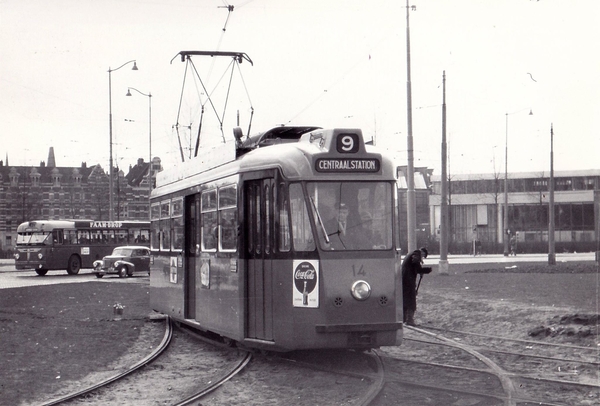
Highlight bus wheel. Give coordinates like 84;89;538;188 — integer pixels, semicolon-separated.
95;273;104;278
118;266;128;278
66;255;81;275
35;269;48;276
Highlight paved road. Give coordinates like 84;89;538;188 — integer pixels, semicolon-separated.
0;261;148;289
0;252;596;289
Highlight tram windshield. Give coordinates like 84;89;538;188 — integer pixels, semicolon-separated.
307;181;393;251
16;231;51;245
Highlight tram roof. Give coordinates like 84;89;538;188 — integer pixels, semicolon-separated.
153;127;397;198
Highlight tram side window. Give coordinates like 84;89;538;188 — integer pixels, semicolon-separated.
170;197;184;251
201;190;218;251
150;202;161;250
219;185;237;252
278;183;291;252
289;183;315;251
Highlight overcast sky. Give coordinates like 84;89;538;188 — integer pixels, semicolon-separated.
1;0;598;176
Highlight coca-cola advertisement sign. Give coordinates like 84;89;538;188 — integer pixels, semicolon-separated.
293;260;319;308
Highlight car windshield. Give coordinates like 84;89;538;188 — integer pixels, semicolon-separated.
306;181;393;251
111;248;134;256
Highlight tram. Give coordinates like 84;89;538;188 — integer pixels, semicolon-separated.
149;126;403;351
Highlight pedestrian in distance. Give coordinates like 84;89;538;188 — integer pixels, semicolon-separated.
401;247;432;326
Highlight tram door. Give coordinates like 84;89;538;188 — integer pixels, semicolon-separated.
184;194;200;320
245;179;275;341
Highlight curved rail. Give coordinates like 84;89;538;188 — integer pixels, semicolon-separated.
41;316;173;406
173;351;252;406
406;325;519;406
357;350;385;406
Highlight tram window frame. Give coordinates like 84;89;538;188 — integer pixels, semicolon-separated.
289;183;315;252
201;189;218;252
264;184;271;254
278;183;291;252
171;197;184;251
218;185;238;252
159;200;171;251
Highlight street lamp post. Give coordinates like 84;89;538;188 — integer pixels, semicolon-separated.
126;88;152;218
503;109;533;256
405;0;417;253
108;60;138;221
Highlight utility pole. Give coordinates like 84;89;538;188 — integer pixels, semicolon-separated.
439;71;449;275
548;124;556;265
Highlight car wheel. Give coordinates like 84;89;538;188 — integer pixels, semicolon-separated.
95;273;103;278
118;266;128;278
66;255;81;275
35;269;48;276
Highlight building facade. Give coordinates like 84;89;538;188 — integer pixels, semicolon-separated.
428;169;600;254
0;148;161;257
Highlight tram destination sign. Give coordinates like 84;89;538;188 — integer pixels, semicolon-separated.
315;158;380;173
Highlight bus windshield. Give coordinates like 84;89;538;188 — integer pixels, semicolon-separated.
17;232;51;245
306;181;393;251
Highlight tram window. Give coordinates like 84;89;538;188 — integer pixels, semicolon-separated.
172;198;183;217
219;208;237;251
201;189;218;252
161;201;170;218
255;186;261;254
151;203;161;221
151;221;160;250
160;219;171;250
278;183;291;252
265;185;271;254
307;181;393;250
289;183;315;251
218;185;237;252
172;217;183;251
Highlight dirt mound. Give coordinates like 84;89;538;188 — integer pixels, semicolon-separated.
528;313;600;339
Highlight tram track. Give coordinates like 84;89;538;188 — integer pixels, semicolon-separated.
373;325;599;405
40;318;252;405
40;316;174;406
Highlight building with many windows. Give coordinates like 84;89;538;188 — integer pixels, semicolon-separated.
0;148;161;257
428;169;600;254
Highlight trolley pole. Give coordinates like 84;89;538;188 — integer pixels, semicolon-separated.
439;71;449;275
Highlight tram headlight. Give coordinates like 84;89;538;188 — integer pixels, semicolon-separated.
14;253;20;260
351;280;371;301
38;253;43;259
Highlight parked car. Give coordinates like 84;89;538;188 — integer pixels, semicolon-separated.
93;246;151;278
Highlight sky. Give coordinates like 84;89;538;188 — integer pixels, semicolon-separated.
1;0;599;177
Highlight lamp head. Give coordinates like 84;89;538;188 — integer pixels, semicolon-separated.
126;89;132;97
529;109;533;115
132;61;138;71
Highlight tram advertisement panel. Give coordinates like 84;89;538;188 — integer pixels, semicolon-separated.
293;260;319;308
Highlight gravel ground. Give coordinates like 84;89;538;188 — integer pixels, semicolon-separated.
1;260;598;405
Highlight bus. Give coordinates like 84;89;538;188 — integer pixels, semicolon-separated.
14;220;150;275
150;126;402;351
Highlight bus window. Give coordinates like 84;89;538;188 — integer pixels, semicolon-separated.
116;229;128;244
78;230;90;244
102;230;115;245
64;229;78;245
52;230;63;245
289;183;315;251
278;183;291;252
